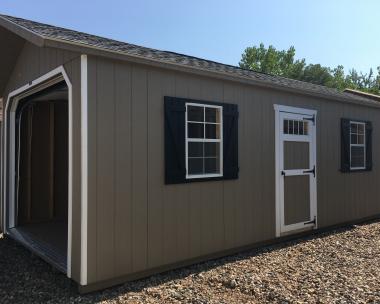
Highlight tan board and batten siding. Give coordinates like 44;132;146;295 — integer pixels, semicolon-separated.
2;42;83;283
85;55;380;286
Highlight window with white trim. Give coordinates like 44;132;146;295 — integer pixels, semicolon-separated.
350;121;366;170
186;103;223;178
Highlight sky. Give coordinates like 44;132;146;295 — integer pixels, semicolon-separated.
0;0;379;74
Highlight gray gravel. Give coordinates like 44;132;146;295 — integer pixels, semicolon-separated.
1;220;380;303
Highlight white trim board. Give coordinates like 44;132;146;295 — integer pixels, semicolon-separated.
2;66;74;278
80;54;88;286
274;104;318;237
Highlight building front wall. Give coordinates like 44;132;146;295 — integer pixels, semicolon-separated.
1;41;83;283
86;55;380;286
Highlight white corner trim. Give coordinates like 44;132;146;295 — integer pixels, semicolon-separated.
274;107;281;237
64;68;74;280
2;66;73;278
80;54;88;286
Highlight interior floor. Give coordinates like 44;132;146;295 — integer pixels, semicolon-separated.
9;221;67;273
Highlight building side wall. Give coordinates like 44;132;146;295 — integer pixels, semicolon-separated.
86;55;380;285
2;42;82;283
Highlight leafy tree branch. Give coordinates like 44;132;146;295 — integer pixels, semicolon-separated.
239;43;380;95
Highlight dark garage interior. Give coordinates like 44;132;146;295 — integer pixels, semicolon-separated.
9;81;69;273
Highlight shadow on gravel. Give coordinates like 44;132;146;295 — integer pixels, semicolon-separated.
0;221;372;303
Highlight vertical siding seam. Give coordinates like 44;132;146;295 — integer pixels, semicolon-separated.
130;65;134;271
94;58;98;281
222;84;226;248
112;62;117;277
129;65;133;272
174;76;179;259
146;70;150;268
186;77;191;259
254;97;262;241
242;90;247;244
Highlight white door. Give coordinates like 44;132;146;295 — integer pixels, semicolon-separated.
274;105;317;236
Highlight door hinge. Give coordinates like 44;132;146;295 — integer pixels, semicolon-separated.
304;216;316;226
303;165;316;177
303;114;315;125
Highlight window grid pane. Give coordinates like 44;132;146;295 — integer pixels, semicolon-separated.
186;103;223;177
349;121;366;169
187;105;204;122
283;119;309;135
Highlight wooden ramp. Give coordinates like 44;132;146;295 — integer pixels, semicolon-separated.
8;221;67;273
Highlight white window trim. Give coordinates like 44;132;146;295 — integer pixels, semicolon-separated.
349;121;366;170
185;102;223;179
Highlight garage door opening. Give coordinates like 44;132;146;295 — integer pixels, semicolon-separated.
8;81;69;273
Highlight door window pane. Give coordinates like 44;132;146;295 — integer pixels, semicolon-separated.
284;119;289;134
289;120;294;134
294;120;299;134
303;122;308;135
284;119;309;135
299;121;304;135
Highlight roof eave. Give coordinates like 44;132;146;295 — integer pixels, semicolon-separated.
0;15;45;47
44;37;380;109
344;88;380;101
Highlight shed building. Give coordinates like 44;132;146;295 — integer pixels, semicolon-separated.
1;15;380;292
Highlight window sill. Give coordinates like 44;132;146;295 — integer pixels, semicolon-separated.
186;173;223;180
340;167;372;173
350;167;366;171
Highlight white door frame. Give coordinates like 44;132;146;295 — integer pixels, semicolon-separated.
274;104;317;237
2;66;73;278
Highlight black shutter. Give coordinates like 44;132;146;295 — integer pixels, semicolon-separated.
365;121;373;171
164;97;186;184
223;103;239;179
341;118;350;172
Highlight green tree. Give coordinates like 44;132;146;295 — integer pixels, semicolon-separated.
345;68;380;94
239;43;306;79
327;65;347;91
239;43;380;95
302;64;333;86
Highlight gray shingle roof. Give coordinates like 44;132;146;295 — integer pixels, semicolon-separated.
0;14;378;106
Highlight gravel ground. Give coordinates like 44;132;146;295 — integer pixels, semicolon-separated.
1;220;380;303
